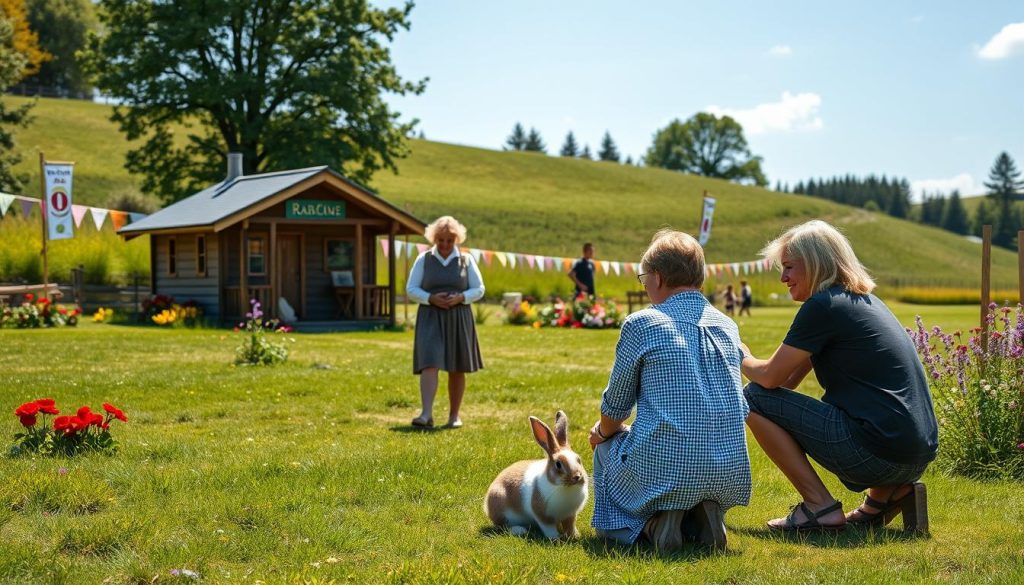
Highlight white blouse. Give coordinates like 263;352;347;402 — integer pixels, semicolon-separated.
405;246;485;305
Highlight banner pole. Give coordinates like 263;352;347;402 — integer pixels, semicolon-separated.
38;152;49;299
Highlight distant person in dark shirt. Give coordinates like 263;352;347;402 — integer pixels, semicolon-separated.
739;220;937;534
568;243;596;299
739;280;753;316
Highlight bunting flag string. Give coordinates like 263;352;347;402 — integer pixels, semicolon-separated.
395;239;772;279
0;192;148;232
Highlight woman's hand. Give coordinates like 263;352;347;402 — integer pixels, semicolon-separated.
589;420;606;449
429;292;451;309
445;293;466;307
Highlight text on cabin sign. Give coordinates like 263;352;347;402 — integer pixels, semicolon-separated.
286;199;346;220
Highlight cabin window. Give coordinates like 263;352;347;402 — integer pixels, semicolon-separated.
248;236;266;275
196;235;207;277
167;237;177;276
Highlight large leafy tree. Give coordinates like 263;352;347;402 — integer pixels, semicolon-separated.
0;12;33;191
82;0;426;204
645;112;767;187
24;0;96;96
0;0;48;76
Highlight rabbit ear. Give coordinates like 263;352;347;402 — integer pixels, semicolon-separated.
554;410;569;448
530;416;556;456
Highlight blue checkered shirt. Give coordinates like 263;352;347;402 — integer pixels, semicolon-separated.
591;290;752;542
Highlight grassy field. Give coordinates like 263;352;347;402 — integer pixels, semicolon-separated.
2;97;1022;298
2;303;1022;584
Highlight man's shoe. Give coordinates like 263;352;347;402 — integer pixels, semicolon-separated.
643;509;687;553
691;500;727;552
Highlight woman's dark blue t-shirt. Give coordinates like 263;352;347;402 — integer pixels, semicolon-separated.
784;286;938;464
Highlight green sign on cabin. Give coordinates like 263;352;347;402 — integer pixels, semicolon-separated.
286;199;346;220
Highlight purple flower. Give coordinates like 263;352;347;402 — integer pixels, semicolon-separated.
1018;442;1024;450
57;467;68;476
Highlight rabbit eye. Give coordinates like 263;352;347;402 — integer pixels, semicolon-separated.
555;461;563;471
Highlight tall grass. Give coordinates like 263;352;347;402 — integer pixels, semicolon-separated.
0;212;149;284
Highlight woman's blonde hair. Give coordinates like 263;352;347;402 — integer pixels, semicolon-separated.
640;229;705;288
760;220;875;295
424;216;467;245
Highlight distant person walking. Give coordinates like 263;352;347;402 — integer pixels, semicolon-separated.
568;242;597;299
723;284;737;316
739;280;753;317
406;216;485;429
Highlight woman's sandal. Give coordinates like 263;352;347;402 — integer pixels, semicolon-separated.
411;416;434;428
769;500;846;533
847;481;928;534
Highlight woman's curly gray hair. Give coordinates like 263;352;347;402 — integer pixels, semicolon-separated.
424;216;468;245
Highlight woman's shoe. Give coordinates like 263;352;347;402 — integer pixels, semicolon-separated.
411;415;434;428
768;500;846;533
691;500;728;552
847;482;928;534
444;417;463;429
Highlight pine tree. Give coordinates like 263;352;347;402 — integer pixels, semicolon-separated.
579;145;592;160
940;190;970;235
559;131;578;157
524;127;546;153
624;155;633;165
974;198;998;237
887;179;910;219
505;122;526;151
984;152;1024;247
597;131;620;162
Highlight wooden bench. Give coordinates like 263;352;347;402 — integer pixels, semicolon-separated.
626;290;648;313
0;283;63;305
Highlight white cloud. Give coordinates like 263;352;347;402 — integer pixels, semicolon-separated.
706;91;823;135
911;173;981;201
978;22;1024;60
767;44;792;57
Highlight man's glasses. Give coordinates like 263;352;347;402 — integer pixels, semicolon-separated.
637;272;650;285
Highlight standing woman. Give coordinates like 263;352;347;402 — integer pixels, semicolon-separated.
406;216;485;428
740;220;937;533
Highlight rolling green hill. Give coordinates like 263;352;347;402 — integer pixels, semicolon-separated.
3;96;1022;295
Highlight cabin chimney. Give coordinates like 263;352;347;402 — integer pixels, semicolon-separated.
226;152;243;182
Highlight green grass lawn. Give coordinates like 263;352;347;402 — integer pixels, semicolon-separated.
2;303;1021;584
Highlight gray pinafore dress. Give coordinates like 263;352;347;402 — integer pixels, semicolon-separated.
413;253;484;374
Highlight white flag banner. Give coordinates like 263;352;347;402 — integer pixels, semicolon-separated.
90;207;108;230
44;163;74;240
698;196;716;246
0;193;13;217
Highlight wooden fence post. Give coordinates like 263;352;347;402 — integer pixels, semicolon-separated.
981;224;992;353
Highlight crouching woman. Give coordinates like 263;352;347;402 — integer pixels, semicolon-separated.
589;229;751;553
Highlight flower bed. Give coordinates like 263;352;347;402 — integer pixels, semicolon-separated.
12;398;128;456
908;303;1024;480
0;293;80;328
504;295;624;329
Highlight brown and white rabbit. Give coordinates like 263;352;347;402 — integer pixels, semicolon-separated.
483;410;588;540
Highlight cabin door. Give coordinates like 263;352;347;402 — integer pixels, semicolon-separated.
277;234;303;318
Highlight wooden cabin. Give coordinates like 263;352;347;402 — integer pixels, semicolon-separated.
119;155;425;329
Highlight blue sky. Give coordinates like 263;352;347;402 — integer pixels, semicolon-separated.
380;1;1023;201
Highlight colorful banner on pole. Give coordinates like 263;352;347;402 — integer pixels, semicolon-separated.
698;196;716;246
44;163;74;240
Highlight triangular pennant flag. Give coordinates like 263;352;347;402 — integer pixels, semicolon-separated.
546;257;555;271
537;255;546;272
128;212;146;225
416;243;429;254
90;207;108;230
379;238;390;258
731;262;740;275
71;204;88;227
20;199;35;218
110;211;128;231
0;193;12;217
611;261;621;276
507;253;517;269
562;258;572;271
482;250;493;266
599;260;610;275
526;255;535;269
495;251;507;267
